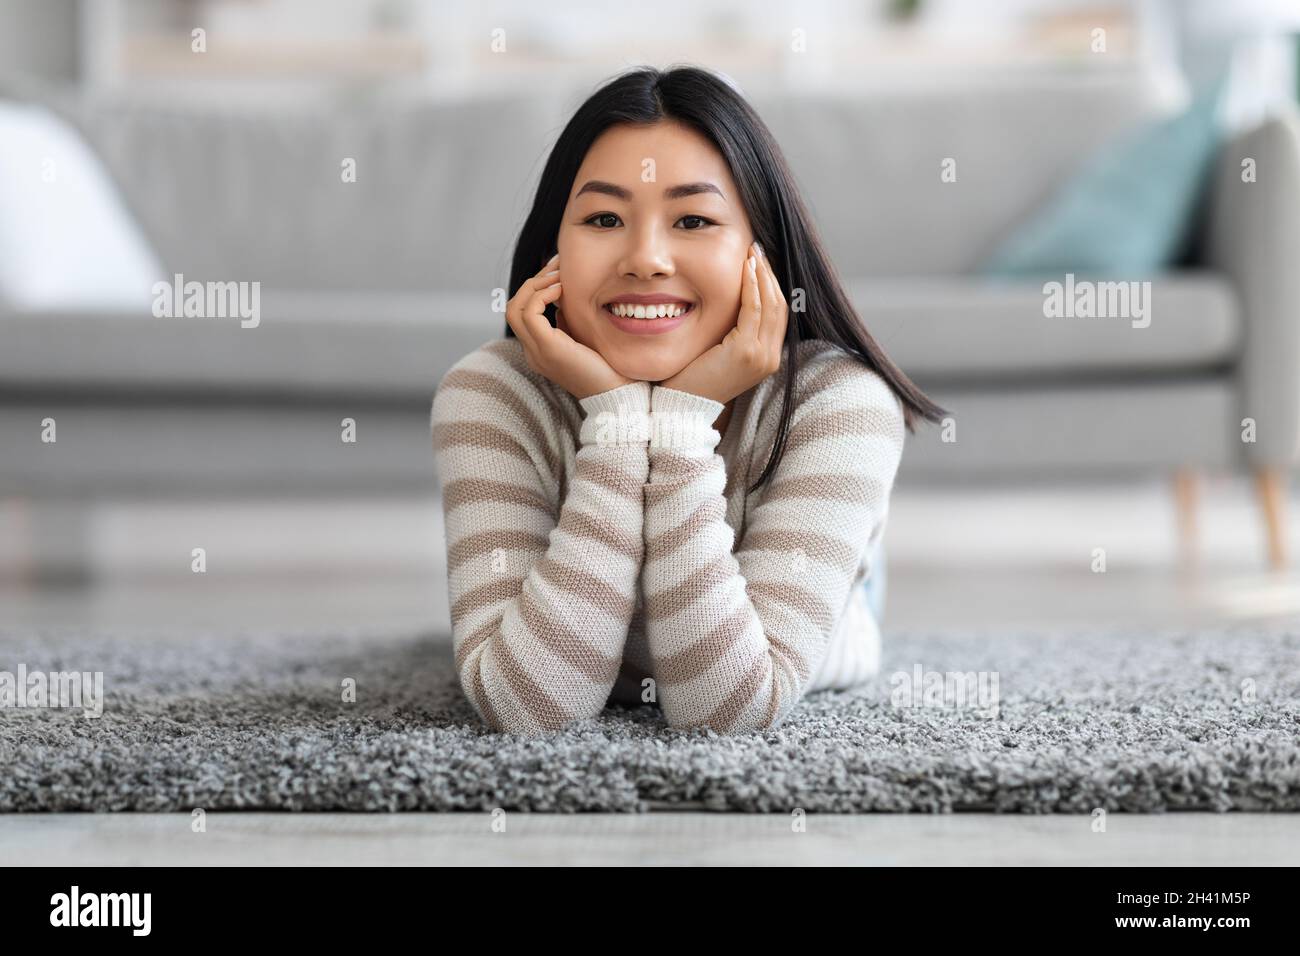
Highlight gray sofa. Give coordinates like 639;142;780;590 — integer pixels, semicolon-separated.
2;67;1296;568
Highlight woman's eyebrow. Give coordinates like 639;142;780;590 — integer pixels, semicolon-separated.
574;180;725;202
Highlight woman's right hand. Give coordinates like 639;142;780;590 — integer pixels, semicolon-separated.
506;254;634;400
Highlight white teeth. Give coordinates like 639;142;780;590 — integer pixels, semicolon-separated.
608;302;689;318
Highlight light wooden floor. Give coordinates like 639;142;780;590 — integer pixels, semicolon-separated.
3;475;1298;864
3;812;1297;866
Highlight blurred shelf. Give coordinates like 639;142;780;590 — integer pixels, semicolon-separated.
118;34;427;78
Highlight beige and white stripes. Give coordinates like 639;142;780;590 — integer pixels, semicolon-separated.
431;337;906;736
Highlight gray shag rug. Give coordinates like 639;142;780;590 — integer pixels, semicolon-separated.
1;624;1297;813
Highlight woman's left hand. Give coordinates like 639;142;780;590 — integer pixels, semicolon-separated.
659;241;788;405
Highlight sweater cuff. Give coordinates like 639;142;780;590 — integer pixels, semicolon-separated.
578;380;652;446
649;385;726;452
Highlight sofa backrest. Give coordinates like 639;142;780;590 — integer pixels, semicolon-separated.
750;68;1174;276
61;67;1173;291
62;91;559;293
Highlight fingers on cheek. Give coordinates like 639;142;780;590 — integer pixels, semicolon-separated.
760;260;778;302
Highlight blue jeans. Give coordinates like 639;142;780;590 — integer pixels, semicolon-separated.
862;534;887;623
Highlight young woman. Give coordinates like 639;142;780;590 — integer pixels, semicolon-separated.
432;66;947;736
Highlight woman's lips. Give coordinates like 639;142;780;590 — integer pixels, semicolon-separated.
602;302;694;335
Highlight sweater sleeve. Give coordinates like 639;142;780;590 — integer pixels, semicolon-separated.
643;360;906;733
432;348;651;735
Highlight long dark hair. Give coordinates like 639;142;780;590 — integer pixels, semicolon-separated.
506;65;948;493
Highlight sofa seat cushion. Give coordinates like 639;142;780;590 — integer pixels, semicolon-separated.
2;272;1241;397
0;290;500;399
849;271;1240;382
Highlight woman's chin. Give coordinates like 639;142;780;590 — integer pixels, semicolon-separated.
606;354;690;384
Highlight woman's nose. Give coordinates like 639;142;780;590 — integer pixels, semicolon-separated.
619;226;674;277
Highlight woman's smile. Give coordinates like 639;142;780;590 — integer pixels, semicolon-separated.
601;294;696;335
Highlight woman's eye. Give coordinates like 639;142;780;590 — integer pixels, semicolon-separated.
678;215;713;230
584;212;621;229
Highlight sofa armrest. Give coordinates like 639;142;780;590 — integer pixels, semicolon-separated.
1205;107;1300;468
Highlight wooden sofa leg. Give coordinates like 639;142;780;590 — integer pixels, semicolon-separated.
1;496;95;587
1253;467;1289;571
1172;468;1197;566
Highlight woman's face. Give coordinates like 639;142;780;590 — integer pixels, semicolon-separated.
554;120;755;383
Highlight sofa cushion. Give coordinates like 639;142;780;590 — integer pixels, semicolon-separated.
752;67;1173;278
982;78;1225;277
849;271;1240;382
0;290;500;398
59;93;569;293
2;272;1241;397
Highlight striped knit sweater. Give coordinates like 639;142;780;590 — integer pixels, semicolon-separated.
431;336;907;736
